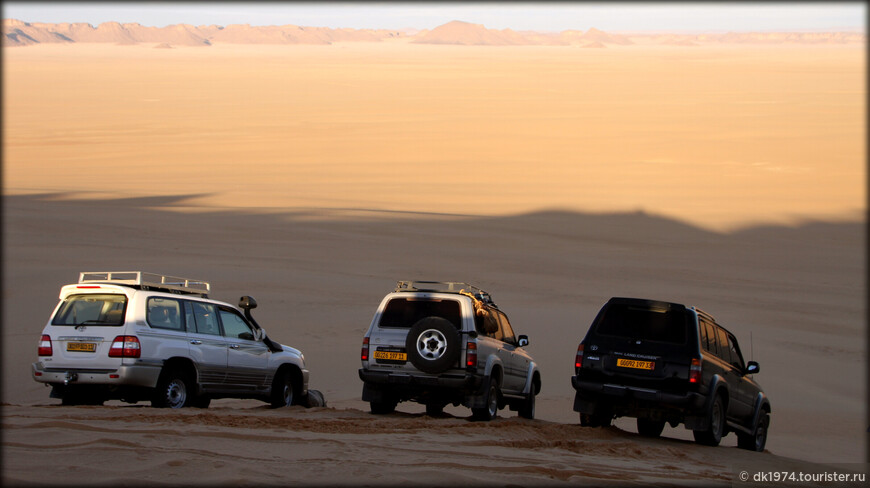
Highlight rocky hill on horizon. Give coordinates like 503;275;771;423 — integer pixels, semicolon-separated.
2;18;865;47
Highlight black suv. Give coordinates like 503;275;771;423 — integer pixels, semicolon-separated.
571;297;770;451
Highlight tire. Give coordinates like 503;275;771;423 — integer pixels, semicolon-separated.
192;397;211;409
472;376;500;421
737;411;769;452
425;402;445;417
405;317;461;374
305;389;326;408
370;398;398;415
152;369;194;409
270;368;297;408
60;393;104;406
518;388;536;419
694;395;726;446
637;418;666;438
580;411;612;427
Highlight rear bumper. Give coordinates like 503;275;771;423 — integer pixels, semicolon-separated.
571;375;705;414
32;361;161;388
359;369;482;390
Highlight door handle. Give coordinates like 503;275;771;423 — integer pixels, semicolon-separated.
190;340;202;345
229;344;240;349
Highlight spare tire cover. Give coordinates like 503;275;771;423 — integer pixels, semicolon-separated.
405;316;461;374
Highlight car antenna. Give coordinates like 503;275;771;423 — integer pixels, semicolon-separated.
750;331;754;361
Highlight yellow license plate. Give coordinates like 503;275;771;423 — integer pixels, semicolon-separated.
67;342;97;352
373;351;407;361
617;358;655;370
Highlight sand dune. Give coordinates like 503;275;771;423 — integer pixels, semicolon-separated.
3;18;864;47
2;194;864;474
1;27;866;485
3;403;852;486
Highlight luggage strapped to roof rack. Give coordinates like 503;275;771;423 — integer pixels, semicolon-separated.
394;280;497;307
79;271;210;297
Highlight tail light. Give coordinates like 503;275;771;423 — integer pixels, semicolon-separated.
466;341;478;369
689;357;702;384
360;337;370;362
574;344;584;373
109;336;141;358
38;335;53;356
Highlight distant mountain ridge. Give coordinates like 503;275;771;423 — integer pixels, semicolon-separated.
3;18;865;47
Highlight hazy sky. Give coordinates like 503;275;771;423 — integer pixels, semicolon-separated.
3;2;866;32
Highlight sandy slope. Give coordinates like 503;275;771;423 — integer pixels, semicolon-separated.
1;40;866;484
1;194;865;485
1;403;845;486
3;42;865;231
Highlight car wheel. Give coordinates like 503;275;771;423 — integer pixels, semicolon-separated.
370;398;398;415
738;411;769;452
305;389;326;408
472;376;500;421
518;388;536;419
637;418;666;438
270;368;297;408
192;396;211;409
152;369;193;409
405;317;461;374
580;409;612;427
425;402;445;417
694;395;726;446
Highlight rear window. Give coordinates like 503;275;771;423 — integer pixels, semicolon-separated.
593;304;688;345
52;294;127;326
378;297;461;329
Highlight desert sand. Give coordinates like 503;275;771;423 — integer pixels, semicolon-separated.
2;39;866;485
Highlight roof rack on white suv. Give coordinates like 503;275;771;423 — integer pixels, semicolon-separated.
394;280;496;307
79;271;210;297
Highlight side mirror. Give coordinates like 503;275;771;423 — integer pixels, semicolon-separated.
745;361;760;375
517;335;529;347
239;296;258;310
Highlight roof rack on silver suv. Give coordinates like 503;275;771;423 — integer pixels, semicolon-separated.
79;271;210;297
394;280;496;307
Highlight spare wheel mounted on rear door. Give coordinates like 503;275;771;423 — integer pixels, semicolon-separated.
405;317;461;374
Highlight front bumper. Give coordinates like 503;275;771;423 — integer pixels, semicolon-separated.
32;361;162;388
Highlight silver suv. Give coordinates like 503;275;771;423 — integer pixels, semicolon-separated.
32;271;316;409
358;281;541;420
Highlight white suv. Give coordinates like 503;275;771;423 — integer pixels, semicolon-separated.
359;281;541;420
32;271;313;408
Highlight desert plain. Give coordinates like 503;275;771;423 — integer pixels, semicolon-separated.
2;36;867;486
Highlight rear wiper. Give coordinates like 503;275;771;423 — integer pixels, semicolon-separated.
79;320;116;324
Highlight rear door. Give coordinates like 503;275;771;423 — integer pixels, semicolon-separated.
184;301;228;388
219;306;269;390
43;290;129;370
583;300;693;392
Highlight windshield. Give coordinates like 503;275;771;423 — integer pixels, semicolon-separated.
51;294;127;326
594;304;688;345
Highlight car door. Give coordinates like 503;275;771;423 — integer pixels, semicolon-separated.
723;329;756;423
184;300;228;388
496;311;527;394
218;306;270;390
713;325;752;422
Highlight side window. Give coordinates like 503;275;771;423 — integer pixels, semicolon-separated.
482;308;500;339
698;318;708;351
702;319;718;356
727;332;745;371
715;326;732;365
147;297;183;331
497;312;516;345
189;301;220;336
219;307;255;340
